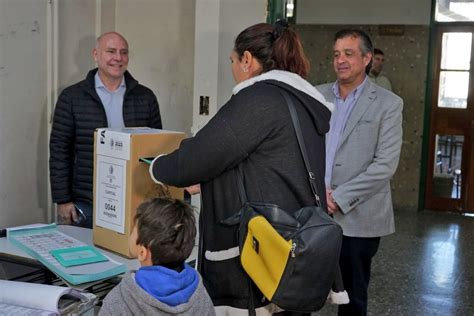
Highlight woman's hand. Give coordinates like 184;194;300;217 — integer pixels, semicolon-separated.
185;184;201;195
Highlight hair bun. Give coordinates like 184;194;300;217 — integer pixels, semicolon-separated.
272;19;289;40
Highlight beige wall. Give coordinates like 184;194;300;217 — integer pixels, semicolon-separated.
57;0;96;91
297;0;432;25
115;0;196;134
0;0;49;226
192;0;267;134
216;0;267;107
296;24;430;211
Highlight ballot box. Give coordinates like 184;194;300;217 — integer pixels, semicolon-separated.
92;127;185;257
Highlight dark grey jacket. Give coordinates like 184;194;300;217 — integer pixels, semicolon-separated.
151;70;331;310
49;69;162;204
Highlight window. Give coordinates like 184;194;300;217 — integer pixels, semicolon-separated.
436;0;474;22
438;32;471;109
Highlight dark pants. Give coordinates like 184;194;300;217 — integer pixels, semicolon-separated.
338;236;380;316
71;201;93;229
274;312;310;316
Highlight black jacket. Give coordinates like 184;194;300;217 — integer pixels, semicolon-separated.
49;69;162;204
151;71;330;309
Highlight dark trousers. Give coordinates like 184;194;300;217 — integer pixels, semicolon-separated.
71;201;93;229
338;236;380;316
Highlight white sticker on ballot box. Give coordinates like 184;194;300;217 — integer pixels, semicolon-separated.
95;156;126;234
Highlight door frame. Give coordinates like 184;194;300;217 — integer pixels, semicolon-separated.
424;23;474;212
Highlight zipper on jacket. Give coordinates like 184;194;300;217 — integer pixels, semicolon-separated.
291;242;297;258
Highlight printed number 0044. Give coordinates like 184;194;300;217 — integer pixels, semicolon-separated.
104;203;116;211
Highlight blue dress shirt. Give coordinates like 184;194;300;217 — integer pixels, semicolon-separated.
95;72;126;128
325;77;368;186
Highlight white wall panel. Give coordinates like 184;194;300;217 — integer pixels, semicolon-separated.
0;0;49;226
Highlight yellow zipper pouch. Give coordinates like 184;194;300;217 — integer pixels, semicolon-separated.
240;215;293;300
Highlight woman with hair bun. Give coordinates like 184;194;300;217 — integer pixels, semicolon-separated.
149;20;332;315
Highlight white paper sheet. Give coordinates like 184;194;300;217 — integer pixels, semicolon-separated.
95;156;127;234
0;303;54;315
0;280;87;314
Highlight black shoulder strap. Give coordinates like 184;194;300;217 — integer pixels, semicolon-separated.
280;89;322;206
234;89;323;207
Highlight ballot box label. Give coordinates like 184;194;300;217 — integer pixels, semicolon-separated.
95;156;126;234
96;129;131;160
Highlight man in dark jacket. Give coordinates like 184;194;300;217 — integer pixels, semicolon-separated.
49;32;162;228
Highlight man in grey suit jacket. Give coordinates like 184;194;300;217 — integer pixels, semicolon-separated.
316;29;403;316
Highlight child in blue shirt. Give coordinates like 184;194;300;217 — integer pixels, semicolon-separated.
100;198;215;315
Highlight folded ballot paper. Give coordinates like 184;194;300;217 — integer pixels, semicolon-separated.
0;280;97;315
7;223;127;285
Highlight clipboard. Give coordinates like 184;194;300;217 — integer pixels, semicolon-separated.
7;224;127;285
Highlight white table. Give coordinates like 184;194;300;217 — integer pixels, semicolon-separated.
0;224;197;272
0;225;142;295
0;225;197;291
0;224;199;308
0;225;140;272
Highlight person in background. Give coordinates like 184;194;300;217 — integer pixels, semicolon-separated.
100;197;215;315
368;48;392;91
316;30;403;316
49;32;162;228
149;20;331;315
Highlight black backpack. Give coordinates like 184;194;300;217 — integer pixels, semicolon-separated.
236;201;343;312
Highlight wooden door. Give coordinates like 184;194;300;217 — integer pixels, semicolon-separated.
426;25;474;212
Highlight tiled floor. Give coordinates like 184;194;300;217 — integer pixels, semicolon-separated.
315;209;474;316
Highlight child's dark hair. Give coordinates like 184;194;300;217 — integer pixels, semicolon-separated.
134;197;196;267
234;19;310;78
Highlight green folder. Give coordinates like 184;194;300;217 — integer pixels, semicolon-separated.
139;157;154;164
50;246;109;267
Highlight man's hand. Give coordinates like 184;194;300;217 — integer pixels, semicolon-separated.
185;184;201;195
326;188;339;215
57;202;78;225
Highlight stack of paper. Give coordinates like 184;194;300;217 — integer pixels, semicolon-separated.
0;280;97;315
